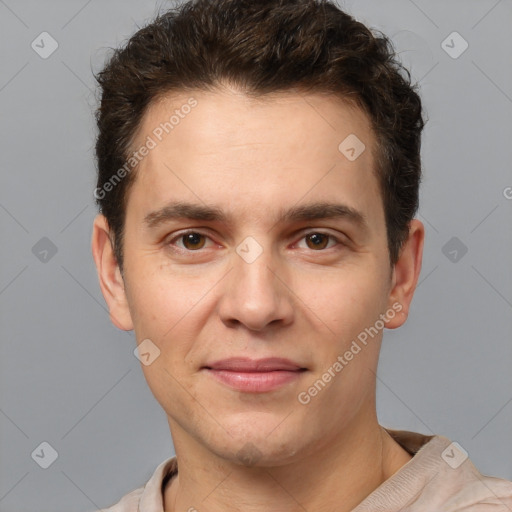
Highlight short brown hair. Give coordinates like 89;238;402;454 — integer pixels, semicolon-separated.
94;0;424;271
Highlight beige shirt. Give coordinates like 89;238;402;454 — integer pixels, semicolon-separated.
99;429;512;511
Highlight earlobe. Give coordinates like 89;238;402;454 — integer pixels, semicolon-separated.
385;219;424;330
91;214;134;331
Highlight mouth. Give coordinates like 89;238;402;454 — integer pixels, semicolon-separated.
201;357;308;393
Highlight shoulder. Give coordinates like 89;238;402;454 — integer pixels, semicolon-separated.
370;429;512;511
416;436;512;511
96;456;178;512
99;485;145;512
444;472;512;511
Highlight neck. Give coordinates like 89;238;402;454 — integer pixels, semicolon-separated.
163;410;412;512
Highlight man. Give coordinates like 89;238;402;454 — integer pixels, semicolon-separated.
91;0;512;510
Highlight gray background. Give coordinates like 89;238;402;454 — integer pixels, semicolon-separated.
0;0;511;511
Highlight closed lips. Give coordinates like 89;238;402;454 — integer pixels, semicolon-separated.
203;358;307;372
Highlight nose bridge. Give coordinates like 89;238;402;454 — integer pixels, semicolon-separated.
218;235;293;330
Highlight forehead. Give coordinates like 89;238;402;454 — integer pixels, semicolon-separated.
127;88;383;232
140;88;374;156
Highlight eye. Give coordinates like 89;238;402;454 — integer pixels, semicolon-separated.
297;232;341;251
170;231;211;251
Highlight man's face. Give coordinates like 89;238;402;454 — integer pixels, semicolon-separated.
94;88;415;465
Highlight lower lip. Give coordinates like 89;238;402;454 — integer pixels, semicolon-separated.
204;369;304;393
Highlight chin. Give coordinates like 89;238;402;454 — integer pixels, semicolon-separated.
210;418;307;467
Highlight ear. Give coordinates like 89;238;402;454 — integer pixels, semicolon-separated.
385;219;424;329
91;214;134;331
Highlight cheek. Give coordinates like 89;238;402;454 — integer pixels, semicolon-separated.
125;260;205;337
125;264;222;381
297;265;384;336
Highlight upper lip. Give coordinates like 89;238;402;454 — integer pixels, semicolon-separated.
203;357;306;372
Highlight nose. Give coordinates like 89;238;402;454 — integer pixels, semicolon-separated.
217;241;294;332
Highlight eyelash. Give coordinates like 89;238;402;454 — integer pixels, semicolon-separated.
167;230;345;253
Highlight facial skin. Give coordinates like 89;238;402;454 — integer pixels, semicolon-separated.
92;86;424;512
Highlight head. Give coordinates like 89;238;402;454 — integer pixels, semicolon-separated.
92;0;424;465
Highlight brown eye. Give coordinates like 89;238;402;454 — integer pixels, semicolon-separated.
305;233;330;250
181;232;206;250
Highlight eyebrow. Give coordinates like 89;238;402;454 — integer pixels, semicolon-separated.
143;200;369;232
